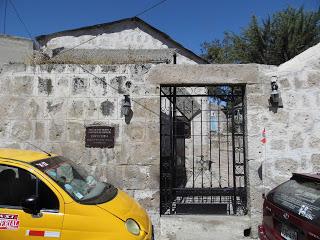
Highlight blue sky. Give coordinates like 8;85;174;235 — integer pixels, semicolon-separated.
1;0;319;54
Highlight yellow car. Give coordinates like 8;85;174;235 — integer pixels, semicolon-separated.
0;148;153;240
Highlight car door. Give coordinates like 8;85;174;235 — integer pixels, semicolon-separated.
0;163;64;240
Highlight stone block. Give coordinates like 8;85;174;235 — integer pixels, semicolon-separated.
67;121;85;141
38;77;53;95
109;75;130;94
307;72;320;88
99;98;118;119
45;99;67;119
131;84;160;97
289;132;304;149
129;64;152;83
67;100;84;119
146;165;160;189
8;76;34;96
55;77;70;97
48;121;66;141
270;139;286;151
11;121;32;141
34;121;46;140
0;120;10;139
309;135;320;149
71;77;88;96
274;158;298;174
311;154;320;172
84;100;99;119
124;122;146;142
125;141;159;165
119;165;148;190
90;76;108;96
278;77;290;89
132;98;160;119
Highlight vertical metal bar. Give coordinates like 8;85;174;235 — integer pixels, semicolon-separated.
218;102;221;189
227;109;230;187
172;87;177;213
169;87;173;214
231;87;237;214
192;100;195;189
241;86;247;208
200;99;203;189
160;87;163;214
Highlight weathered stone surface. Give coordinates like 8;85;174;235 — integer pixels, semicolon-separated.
278;77;290;89
84;100;99;119
100;99;116;117
11;121;32;141
270;139;286;151
311;154;320;172
307;72;320;87
49;121;66;141
45;99;67;119
35;121;45;140
109;76;129;94
71;77;88;96
68;100;84;119
124;122;146;142
67;121;85;141
309;135;320;148
38;77;53;95
119;165;148;190
289;132;304;149
55;77;70;97
2;76;34;95
274;158;299;173
132;98;159;119
0;120;10;139
90;76;108;96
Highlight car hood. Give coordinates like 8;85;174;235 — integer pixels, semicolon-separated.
97;190;150;233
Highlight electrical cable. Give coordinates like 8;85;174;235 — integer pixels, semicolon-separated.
8;0;35;42
134;0;169;17
50;0;170;60
3;0;8;34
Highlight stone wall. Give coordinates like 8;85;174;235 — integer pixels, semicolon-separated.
0;43;319;239
0;35;33;66
0;63;161;234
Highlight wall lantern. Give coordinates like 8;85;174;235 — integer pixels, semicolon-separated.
269;76;283;108
121;95;133;124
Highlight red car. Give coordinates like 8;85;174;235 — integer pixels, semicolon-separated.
259;173;320;240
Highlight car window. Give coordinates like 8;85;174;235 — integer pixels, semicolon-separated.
267;179;320;226
0;165;59;211
32;156;118;204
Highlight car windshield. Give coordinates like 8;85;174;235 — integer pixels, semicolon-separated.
267;178;320;226
31;156;117;204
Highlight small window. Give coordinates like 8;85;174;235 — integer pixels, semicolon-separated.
0;165;59;211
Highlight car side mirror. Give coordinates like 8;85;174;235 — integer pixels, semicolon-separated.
21;195;41;215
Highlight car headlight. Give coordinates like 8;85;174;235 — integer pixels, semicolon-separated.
125;219;140;236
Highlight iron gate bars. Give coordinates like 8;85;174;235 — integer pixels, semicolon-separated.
160;85;247;215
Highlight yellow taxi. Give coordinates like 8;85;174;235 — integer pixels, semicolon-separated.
0;148;153;240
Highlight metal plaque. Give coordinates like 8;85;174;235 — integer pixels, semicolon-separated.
85;126;115;148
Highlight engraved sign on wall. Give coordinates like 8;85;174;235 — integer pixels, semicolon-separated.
85;126;115;148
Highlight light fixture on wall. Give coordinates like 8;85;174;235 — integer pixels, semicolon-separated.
269;76;283;108
121;95;133;124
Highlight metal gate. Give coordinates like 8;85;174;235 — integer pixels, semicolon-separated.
160;85;247;215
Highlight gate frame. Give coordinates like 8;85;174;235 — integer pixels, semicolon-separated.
160;84;248;215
